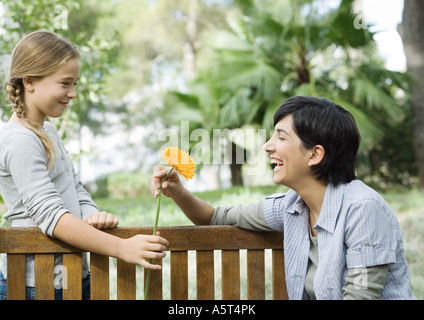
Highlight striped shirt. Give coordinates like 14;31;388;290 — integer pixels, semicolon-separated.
263;180;416;299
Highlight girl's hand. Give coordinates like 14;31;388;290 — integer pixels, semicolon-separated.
150;165;184;199
117;232;169;270
83;211;119;229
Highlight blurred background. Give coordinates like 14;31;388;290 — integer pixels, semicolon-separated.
0;0;423;298
1;0;422;194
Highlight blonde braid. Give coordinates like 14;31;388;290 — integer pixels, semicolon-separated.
5;78;56;170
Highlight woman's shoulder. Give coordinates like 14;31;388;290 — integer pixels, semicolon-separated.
342;180;390;213
344;180;383;200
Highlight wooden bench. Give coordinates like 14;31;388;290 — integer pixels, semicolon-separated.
0;225;287;300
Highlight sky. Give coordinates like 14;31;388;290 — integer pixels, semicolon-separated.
362;0;405;71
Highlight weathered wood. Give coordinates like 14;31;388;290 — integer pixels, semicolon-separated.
144;259;162;300
6;254;26;300
0;226;287;300
196;250;215;299
34;254;55;300
272;249;288;300
221;250;240;299
170;251;188;299
117;259;136;300
247;249;265;299
62;253;83;300
90;253;109;300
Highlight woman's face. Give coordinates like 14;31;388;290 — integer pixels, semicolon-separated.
264;114;313;189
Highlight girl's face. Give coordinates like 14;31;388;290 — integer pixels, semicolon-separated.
264;115;314;189
23;58;80;124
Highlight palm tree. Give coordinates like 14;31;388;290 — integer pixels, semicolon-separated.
172;0;412;186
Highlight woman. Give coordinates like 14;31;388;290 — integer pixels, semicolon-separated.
151;96;416;300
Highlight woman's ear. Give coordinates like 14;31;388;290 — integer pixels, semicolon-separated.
22;77;35;93
308;145;325;166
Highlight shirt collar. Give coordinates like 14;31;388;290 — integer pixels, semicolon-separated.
315;183;345;234
285;183;345;234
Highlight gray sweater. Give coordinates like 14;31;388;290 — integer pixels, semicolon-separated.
0;121;99;287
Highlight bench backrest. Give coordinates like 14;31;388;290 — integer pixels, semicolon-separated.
0;225;287;300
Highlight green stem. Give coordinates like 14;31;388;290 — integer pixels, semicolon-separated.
144;167;173;300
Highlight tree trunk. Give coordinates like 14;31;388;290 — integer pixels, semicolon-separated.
399;0;424;186
230;143;244;186
183;0;197;80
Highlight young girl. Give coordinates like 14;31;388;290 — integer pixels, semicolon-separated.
151;96;416;300
0;30;168;300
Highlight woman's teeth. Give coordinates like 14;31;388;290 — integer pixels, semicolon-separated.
271;159;283;171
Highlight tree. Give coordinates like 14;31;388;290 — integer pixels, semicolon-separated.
0;0;120;163
399;0;424;187
172;0;413;186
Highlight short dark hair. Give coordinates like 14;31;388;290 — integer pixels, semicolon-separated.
274;96;360;186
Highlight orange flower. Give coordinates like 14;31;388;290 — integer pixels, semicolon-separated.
145;147;195;300
161;147;196;180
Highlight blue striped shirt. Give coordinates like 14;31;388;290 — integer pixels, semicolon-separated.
263;180;416;300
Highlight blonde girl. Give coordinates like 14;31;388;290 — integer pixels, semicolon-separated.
0;30;168;300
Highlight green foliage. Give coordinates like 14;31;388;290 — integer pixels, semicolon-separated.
106;171;152;199
0;0;120;143
169;0;415;185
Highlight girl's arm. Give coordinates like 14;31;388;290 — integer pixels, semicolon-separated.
151;166;215;225
53;212;168;270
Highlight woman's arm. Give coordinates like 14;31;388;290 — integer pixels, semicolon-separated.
343;265;389;300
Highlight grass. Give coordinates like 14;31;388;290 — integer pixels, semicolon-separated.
94;185;424;300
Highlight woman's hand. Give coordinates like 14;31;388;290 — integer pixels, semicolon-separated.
83;211;119;229
150;165;184;199
150;165;215;225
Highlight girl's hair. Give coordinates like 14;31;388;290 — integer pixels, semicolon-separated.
4;30;79;169
274;96;361;186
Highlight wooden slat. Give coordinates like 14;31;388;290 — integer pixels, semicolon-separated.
196;250;215;299
6;254;26;300
247;249;265;299
90;253;109;300
0;226;284;253
34;254;55;300
170;251;188;299
272;249;288;300
144;259;162;300
0;228;81;253
117;259;136;300
221;250;240;299
62;253;82;300
111;226;284;251
0;226;287;301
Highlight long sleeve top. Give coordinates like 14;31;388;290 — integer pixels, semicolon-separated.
211;180;416;300
0;121;99;287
